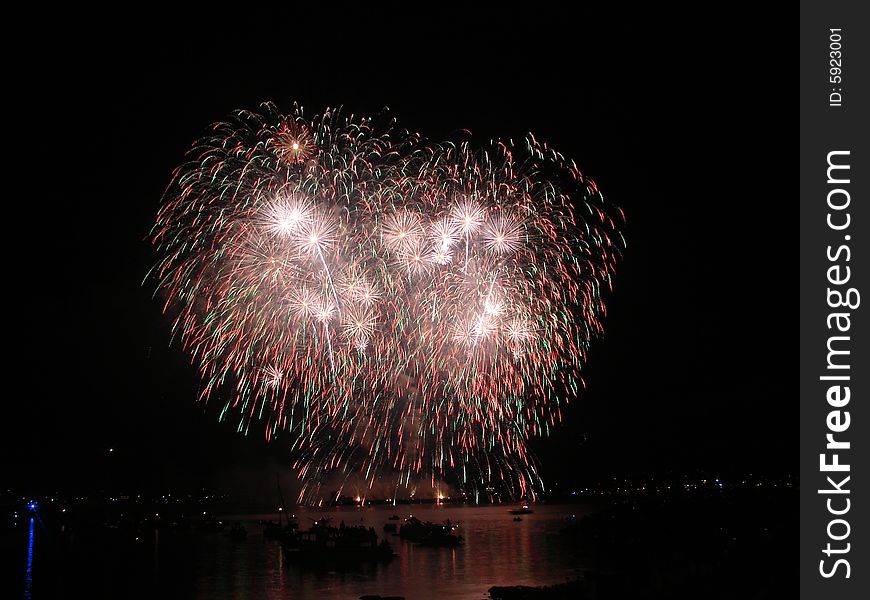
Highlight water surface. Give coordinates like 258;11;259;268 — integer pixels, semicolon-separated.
16;503;594;599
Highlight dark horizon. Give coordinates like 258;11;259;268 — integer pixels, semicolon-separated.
5;6;794;500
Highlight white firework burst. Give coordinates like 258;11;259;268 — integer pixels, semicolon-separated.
428;245;453;265
287;287;319;320
482;213;524;255
504;315;535;344
352;277;382;306
294;211;337;257
313;297;337;323
382;209;425;254
398;239;431;274
263;364;284;388
483;293;505;317
450;198;485;234
342;306;377;341
264;193;312;236
430;217;461;251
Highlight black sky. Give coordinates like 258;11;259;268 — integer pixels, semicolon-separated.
6;6;794;495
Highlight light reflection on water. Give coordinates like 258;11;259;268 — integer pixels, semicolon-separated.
24;504;592;600
193;504;591;600
24;517;34;600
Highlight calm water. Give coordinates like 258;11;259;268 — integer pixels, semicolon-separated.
12;504;595;599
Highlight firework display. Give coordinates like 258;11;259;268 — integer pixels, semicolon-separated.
150;102;624;503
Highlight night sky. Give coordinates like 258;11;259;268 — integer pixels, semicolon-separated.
6;6;794;497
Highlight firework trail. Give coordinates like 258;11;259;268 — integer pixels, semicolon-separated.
149;101;624;503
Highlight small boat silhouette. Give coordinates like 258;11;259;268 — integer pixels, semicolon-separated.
509;504;534;515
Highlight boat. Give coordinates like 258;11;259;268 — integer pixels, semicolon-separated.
513;516;523;522
398;515;434;542
282;521;394;563
388;514;401;521
418;523;463;547
263;476;300;541
263;516;299;540
509;504;534;515
399;516;463;546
